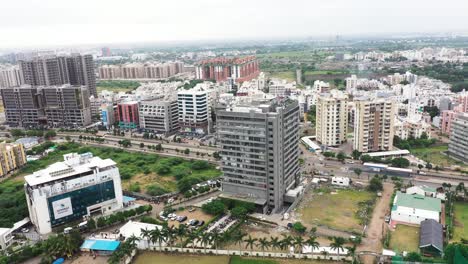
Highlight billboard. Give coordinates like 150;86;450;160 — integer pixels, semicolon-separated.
52;197;73;219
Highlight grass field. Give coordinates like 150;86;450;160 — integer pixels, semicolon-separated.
134;253;229;264
452;202;468;242
267;71;296;81
16;142;221;195
411;145;467;168
96;80;140;93
296;188;375;233
390;225;420;253
134;254;340;264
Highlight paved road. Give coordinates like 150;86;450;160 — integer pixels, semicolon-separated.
60;136;220;163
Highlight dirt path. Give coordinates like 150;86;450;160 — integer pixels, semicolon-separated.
358;183;393;263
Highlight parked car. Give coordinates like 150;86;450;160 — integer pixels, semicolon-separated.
177;216;187;222
21;228;29;233
384;216;391;223
197;220;205;226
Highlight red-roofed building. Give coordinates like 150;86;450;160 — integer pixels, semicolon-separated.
195;56;259;83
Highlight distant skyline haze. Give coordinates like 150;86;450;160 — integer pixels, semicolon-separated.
0;0;467;49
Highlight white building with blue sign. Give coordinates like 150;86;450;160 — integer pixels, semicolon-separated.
24;152;124;234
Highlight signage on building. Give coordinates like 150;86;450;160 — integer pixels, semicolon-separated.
52;197;73;219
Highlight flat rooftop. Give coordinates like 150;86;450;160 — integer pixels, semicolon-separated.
24;152;116;186
367;149;410;157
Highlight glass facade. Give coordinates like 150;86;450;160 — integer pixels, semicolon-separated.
47;180;116;227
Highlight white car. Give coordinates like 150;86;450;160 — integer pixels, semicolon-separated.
21;228;29;233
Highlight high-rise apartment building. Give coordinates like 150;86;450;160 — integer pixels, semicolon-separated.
195;56;260;83
448;113;468;163
1;86;45;128
19;54;97;96
25;152;124;234
98;62;184;80
41;85;92;128
139;97;179;135
66;54;97;97
116;101;139;129
217;98;300;213
0;142;26;178
0;65;23;88
354;98;395;153
316;91;348;147
177;87;211;134
1;85;92;128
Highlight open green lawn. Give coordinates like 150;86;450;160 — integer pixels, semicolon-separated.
96;80;140;93
452;202;468;242
390;225;420;253
411;145;467;168
297;188;375;233
267;71;296;81
16;142;220;195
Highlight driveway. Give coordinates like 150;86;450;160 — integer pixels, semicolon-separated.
358;182;393;263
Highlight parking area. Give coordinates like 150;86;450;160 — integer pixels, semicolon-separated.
165;207;214;228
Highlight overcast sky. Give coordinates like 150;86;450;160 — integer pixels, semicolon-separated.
1;0;467;49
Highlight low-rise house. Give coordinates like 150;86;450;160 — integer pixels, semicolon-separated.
391;191;441;225
406;186;446;200
419;219;444;257
331;177;350;187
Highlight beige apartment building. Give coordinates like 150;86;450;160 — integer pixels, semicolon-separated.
316;90;348;147
354;98;395;153
0;142;26;177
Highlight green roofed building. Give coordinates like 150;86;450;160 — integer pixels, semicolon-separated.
390;191;441;225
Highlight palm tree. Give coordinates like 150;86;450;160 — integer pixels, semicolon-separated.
200;232;212;253
176;225;187;245
269;236;281;253
293;236;304;254
165;226;176;252
232;231;246;256
186;230;199;251
140;228;152;250
280;234;293;254
346;245;357;263
222;232;232;255
305;236;320;253
244;235;258;256
151;228;166;252
126;235;140;258
330;236;346;257
257;237;270;257
211;231;223;255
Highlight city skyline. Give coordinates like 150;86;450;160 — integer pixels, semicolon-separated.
0;0;467;49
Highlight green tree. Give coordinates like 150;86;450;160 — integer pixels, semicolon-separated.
337;152;346;162
44;130;57;139
292;222;307;234
184;148;190;155
330;236;346;256
351;150;361;160
368;176;383;192
257;237;270;257
201;200;226;215
353;168;362;179
391;157;410;168
244;235;258;255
